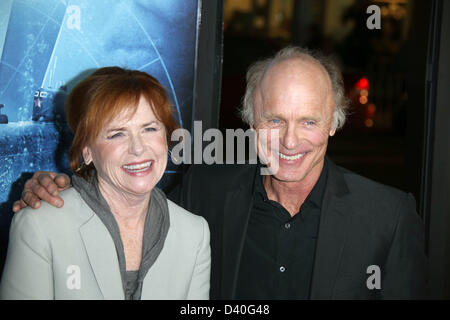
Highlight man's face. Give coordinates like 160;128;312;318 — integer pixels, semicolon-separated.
253;58;336;186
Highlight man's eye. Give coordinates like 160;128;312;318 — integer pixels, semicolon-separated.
305;120;315;126
271;119;281;124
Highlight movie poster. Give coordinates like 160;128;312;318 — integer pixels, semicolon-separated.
0;0;199;248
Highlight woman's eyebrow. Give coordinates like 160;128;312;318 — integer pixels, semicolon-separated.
105;120;161;134
106;127;126;133
142;121;158;127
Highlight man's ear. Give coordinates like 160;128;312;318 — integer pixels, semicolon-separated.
329;128;336;137
82;146;93;165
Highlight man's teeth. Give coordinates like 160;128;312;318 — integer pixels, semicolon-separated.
277;152;305;161
123;161;152;172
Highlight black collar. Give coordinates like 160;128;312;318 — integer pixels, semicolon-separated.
253;158;329;209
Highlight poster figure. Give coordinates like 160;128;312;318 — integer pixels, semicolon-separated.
0;0;199;236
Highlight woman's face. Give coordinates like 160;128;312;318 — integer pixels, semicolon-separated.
83;96;168;198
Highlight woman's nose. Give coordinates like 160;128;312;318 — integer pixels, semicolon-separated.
129;134;145;155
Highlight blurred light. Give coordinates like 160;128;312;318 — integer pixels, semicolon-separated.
359;96;368;104
365;119;374;128
393;9;405;20
254;16;265;29
355;77;370;90
360;89;369;97
367;103;376;114
389;3;399;15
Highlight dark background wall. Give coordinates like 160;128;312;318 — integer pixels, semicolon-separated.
426;0;450;299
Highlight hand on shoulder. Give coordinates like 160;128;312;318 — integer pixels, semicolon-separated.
12;171;71;213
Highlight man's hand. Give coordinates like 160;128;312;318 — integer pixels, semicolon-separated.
12;172;71;213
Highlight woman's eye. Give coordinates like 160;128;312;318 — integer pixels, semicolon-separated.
145;127;157;132
107;132;123;139
271;119;281;124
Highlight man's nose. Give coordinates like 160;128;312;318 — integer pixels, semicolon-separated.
129;134;145;155
281;124;299;149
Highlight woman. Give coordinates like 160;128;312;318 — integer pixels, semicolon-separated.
0;67;210;300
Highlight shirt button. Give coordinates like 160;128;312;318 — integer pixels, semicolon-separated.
279;266;286;272
284;223;291;229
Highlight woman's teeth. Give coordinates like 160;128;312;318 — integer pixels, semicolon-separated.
277;152;306;161
122;161;152;172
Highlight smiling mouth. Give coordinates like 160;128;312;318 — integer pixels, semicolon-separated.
277;151;306;161
122;161;153;173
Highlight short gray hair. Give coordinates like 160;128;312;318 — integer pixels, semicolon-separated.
240;46;348;131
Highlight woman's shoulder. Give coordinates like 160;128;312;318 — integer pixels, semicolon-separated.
15;187;92;228
167;199;208;229
166;199;210;249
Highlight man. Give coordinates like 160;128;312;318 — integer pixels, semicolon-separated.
12;47;427;299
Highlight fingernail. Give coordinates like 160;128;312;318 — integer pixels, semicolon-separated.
33;202;38;208
56;200;63;207
52;191;58;196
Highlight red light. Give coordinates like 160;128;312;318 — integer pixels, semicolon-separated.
355;77;369;90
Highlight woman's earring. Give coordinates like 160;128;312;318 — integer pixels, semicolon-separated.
75;158;86;172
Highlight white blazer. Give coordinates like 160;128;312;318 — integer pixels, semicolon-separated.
0;188;210;300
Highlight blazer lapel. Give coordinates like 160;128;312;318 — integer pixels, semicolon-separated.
79;214;124;300
310;160;353;299
221;183;255;299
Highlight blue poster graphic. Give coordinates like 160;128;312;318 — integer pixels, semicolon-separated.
0;0;199;249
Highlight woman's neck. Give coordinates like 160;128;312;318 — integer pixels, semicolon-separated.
97;178;150;229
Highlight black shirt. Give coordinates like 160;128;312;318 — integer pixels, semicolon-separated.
235;160;328;299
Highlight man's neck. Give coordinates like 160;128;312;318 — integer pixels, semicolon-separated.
263;161;324;216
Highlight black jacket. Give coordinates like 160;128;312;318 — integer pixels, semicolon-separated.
168;159;428;299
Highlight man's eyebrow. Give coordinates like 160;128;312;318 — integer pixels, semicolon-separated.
260;112;321;122
299;116;320;122
260;111;281;119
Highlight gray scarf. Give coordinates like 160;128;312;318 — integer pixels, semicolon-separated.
72;173;170;300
